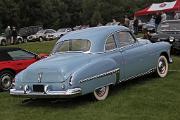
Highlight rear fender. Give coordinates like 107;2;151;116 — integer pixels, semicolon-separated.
72;58;119;95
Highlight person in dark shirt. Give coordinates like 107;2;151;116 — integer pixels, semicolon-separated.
133;17;139;35
155;12;161;32
11;27;17;44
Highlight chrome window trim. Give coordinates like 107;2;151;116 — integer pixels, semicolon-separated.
125;68;156;81
116;31;137;48
104;34;117;52
52;39;92;54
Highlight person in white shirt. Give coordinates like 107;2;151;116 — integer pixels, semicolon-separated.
161;12;167;22
174;11;180;20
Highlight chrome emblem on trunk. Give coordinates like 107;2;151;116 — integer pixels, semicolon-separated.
38;72;43;83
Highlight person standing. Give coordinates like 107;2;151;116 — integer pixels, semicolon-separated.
161;12;167;22
5;26;11;45
124;15;130;28
133;17;139;35
11;27;17;44
155;12;161;32
174;11;180;19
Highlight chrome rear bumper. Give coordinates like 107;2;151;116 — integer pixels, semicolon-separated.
10;88;82;98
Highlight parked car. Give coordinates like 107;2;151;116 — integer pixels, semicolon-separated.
27;29;56;42
19;25;43;39
10;26;172;101
46;28;72;40
142;18;155;33
129;20;144;33
0;34;24;46
106;22;121;26
0;35;6;46
16;36;25;44
151;20;180;51
0;47;48;91
73;26;82;31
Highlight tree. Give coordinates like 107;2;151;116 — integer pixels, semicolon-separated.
91;11;103;26
0;0;175;31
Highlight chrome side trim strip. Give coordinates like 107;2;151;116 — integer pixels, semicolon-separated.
80;68;120;83
126;68;156;81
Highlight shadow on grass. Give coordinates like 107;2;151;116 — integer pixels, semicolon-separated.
20;94;94;108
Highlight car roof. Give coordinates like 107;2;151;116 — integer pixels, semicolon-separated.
57;26;130;52
59;26;129;42
0;47;22;52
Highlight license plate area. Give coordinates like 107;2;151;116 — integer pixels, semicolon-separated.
33;85;44;92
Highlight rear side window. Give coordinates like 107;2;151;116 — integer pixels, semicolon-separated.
0;52;12;61
7;50;35;60
105;35;116;51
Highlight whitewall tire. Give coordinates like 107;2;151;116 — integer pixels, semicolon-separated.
156;56;168;78
93;85;109;101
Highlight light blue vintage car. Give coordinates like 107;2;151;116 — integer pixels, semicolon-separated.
10;26;172;101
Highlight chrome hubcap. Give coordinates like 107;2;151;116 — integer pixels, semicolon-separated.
95;87;106;97
40;38;43;41
2;41;5;46
158;58;166;74
1;75;11;89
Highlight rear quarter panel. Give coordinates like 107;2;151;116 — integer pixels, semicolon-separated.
72;57;118;95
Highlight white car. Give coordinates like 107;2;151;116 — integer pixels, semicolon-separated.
0;35;6;46
27;29;56;42
142;18;155;32
46;28;72;40
0;35;24;46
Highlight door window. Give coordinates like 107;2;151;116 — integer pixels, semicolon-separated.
118;32;135;47
105;35;117;51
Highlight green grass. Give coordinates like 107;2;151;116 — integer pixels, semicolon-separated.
0;41;180;120
9;40;57;54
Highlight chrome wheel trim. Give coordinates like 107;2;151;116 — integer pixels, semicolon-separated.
39;37;43;42
18;39;22;44
95;87;106;97
1;75;12;90
157;56;168;78
1;40;6;46
94;86;109;101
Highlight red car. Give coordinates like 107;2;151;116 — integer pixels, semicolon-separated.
0;47;47;91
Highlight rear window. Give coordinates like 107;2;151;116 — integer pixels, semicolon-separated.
52;39;91;53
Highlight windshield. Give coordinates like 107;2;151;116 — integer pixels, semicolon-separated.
52;39;91;53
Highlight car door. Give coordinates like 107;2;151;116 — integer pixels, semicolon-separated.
7;50;37;73
103;34;125;82
115;31;151;80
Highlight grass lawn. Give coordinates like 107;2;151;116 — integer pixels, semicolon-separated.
0;40;180;120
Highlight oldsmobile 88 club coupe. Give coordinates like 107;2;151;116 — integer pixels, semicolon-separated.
10;26;172;101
